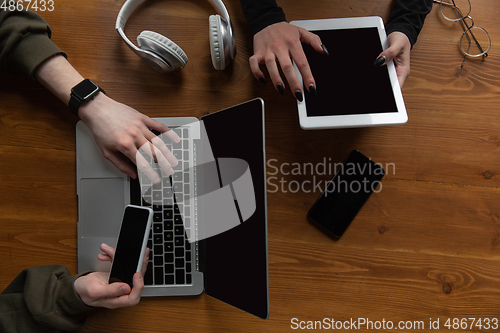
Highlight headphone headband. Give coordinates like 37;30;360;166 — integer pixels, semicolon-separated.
116;0;231;31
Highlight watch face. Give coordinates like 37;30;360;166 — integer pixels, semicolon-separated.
72;79;99;100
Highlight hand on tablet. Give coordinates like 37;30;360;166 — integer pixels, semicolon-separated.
250;22;328;101
374;32;412;87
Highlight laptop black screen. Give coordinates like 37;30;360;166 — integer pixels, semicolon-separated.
200;98;269;319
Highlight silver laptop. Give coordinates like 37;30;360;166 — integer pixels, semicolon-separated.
76;98;269;319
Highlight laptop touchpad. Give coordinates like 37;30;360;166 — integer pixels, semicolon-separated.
79;178;125;238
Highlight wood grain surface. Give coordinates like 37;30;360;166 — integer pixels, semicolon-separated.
1;0;499;332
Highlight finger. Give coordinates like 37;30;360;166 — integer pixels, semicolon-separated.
100;243;116;261
101;282;131;298
288;43;315;96
375;43;400;66
375;46;400;68
128;272;145;302
153;131;179;169
298;28;325;54
102;272;144;309
294;29;321;94
97;253;112;262
397;74;406;88
154;128;182;172
101;149;138;179
275;52;303;100
377;32;410;66
152;144;174;175
143;132;175;174
136;144;162;183
142;117;170;138
93;283;133;309
264;54;285;94
159;127;181;144
141;248;150;276
117;121;177;180
249;54;266;81
378;47;398;64
395;64;410;87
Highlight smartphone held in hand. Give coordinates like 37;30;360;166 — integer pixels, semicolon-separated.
308;150;385;238
109;205;153;287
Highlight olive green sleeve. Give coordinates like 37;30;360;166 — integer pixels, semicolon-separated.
0;8;66;80
0;265;93;333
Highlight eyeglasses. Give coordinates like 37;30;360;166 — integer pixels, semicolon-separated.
433;0;491;67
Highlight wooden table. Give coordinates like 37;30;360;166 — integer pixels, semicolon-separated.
1;0;499;332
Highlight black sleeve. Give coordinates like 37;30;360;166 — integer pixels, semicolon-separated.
385;0;434;47
239;0;287;36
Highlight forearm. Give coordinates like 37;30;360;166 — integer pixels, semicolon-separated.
34;54;83;106
34;54;107;123
386;0;433;47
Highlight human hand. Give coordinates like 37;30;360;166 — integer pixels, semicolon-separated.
374;31;412;87
250;22;328;101
78;93;180;183
74;243;149;309
32;54;179;182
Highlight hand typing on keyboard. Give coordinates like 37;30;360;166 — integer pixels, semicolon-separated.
32;54;180;182
79;95;180;183
134;126;182;183
135;126;194;286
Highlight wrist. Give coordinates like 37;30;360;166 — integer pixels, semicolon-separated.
78;91;109;123
34;54;84;105
388;31;412;49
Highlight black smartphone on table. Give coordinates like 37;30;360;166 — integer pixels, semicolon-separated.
308;150;385;238
109;205;153;288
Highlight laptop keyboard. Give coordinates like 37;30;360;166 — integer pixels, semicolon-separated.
131;127;194;286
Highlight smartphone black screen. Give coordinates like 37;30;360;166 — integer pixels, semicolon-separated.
308;150;385;238
109;206;151;287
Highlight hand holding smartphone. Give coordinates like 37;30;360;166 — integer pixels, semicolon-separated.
308;150;385;238
109;205;153;288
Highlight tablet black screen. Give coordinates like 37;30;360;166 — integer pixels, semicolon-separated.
302;28;398;117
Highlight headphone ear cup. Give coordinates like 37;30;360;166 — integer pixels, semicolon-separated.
137;30;188;70
209;15;226;70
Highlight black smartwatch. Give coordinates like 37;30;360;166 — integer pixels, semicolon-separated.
69;79;106;117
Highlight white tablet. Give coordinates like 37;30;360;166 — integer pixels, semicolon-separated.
290;17;407;130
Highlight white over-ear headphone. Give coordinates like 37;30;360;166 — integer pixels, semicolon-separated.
116;0;236;73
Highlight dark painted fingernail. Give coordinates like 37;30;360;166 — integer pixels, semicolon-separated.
277;83;285;95
259;77;266;84
308;84;316;96
373;55;386;67
321;44;329;55
295;90;303;102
